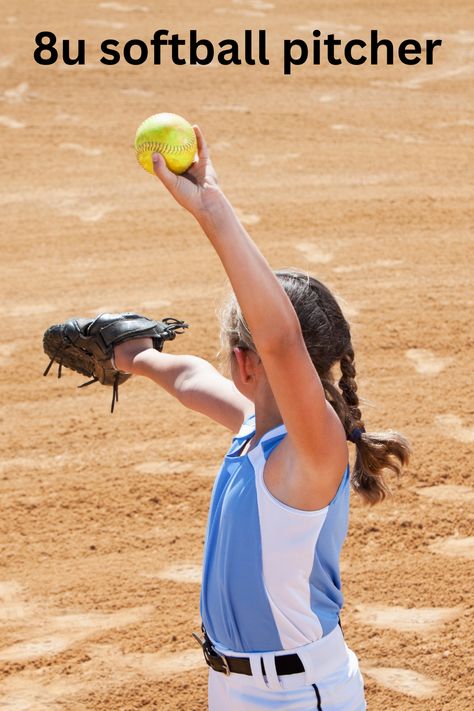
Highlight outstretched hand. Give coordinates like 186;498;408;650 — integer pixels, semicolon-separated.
152;125;224;218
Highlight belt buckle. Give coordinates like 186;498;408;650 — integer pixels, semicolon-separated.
192;631;231;676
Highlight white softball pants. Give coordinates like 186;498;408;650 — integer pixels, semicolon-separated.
208;625;366;711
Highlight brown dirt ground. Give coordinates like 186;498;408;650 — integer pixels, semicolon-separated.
1;1;473;709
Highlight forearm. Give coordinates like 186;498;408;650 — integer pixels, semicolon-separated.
196;194;301;350
115;338;201;402
114;338;250;430
151;127;301;351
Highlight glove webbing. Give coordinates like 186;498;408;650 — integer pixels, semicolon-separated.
43;317;188;413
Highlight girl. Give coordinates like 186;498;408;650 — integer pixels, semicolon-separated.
114;126;410;710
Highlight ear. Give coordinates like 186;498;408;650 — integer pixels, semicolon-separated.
233;347;257;384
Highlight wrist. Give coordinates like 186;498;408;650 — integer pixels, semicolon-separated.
194;190;233;230
114;337;153;373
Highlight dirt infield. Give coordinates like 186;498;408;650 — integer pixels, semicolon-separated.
1;1;473;709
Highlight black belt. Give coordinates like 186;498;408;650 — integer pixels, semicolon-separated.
192;629;305;677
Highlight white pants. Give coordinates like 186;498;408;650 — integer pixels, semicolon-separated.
208;625;366;711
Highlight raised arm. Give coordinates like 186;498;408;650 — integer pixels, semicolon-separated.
152;128;348;489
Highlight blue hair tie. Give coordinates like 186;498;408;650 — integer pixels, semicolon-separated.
348;427;365;444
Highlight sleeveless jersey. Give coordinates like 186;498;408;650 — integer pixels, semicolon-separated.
200;413;350;653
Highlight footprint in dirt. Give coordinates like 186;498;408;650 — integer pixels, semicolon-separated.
435;414;474;443
235;208;260;226
405;348;453;375
214;4;269;18
53;198;113;223
0;115;25;128
0;342;19;366
333;259;403;274
121;88;153;97
203;104;250;113
0;581;39;623
363;666;441;699
0;303;57;317
0;675;86;711
90;643;203;677
59;143;102;157
295;21;362;35
295;242;333;264
143;563;202;584
2;82;36;103
0;54;14;67
212;140;232;152
429;536;474;560
99;1;149;11
0;590;153;663
135;460;193;476
54;111;82;125
0;646;203;709
353;603;462;632
83;18;126;28
415;484;474;503
0;453;70;474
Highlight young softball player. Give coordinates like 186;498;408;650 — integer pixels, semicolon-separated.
113;127;410;710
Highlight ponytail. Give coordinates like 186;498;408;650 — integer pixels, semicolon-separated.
339;348;410;504
350;429;410;504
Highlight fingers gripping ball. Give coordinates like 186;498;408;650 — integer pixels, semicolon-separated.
135;113;197;175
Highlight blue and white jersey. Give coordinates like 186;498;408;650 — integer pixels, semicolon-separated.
201;413;350;654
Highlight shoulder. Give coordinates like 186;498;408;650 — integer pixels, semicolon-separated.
263;425;349;511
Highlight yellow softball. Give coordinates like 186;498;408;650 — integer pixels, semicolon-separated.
134;112;197;175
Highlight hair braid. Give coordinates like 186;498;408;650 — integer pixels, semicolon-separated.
339;347;363;430
337;347;410;504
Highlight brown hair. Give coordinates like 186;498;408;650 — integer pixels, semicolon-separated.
219;269;410;504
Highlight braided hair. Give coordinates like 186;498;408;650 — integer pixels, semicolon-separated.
219;269;410;504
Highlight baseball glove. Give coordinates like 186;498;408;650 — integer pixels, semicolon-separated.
43;312;188;412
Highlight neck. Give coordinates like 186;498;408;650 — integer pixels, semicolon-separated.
253;385;283;441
